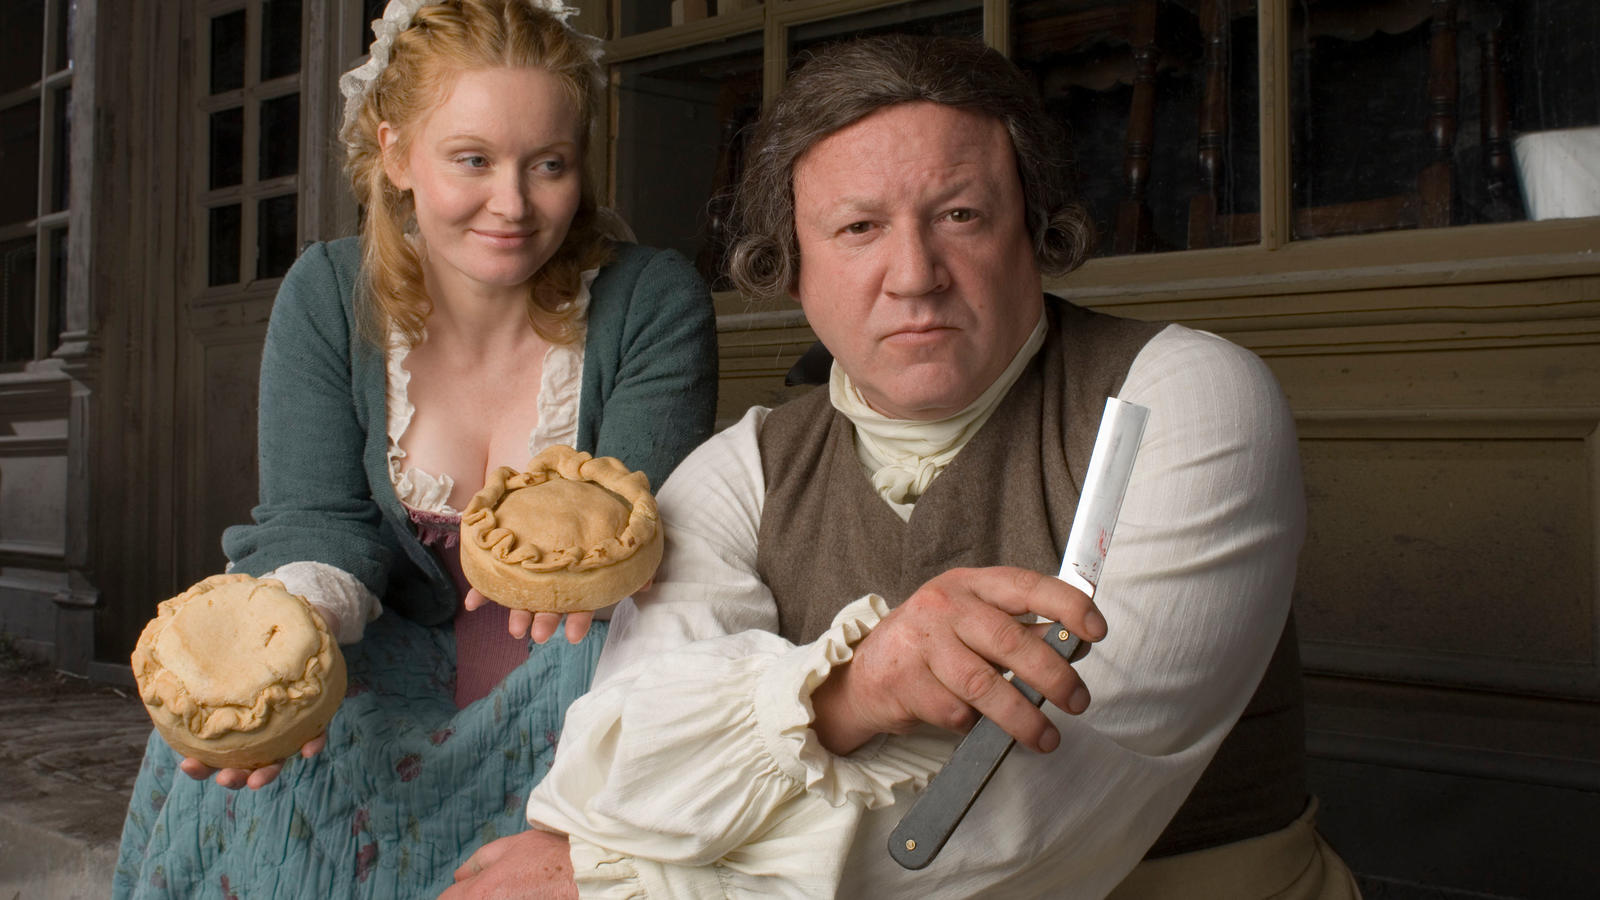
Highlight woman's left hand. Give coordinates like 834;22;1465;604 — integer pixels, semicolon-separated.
178;733;327;790
463;588;594;644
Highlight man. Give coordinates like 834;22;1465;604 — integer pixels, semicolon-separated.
449;35;1358;899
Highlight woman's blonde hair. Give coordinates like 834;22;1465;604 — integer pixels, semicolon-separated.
344;0;616;347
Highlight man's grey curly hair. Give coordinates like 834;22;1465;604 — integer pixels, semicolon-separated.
725;34;1093;302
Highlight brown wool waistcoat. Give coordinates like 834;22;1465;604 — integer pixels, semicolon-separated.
755;297;1306;858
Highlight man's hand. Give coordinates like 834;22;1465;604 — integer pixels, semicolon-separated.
441;829;577;900
463;588;594;644
178;733;326;790
810;566;1106;756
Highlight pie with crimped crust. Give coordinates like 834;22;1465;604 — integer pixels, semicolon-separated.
131;573;346;769
459;445;662;614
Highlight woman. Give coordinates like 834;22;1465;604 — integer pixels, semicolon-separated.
114;1;717;896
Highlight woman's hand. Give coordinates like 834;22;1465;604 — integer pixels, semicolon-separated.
174;601;336;789
463;588;594;644
177;733;326;790
525;610;593;645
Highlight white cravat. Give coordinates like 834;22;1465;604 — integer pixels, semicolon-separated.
829;312;1048;515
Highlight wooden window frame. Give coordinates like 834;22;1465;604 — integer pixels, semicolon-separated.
194;0;309;306
0;0;75;367
594;0;1600;317
314;0;372;243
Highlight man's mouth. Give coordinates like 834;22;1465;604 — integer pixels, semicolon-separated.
888;319;953;334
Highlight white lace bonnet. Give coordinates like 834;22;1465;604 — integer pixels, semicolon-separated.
337;0;598;145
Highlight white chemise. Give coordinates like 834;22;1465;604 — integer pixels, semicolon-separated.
259;271;596;644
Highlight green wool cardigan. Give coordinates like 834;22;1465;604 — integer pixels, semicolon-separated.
222;237;719;627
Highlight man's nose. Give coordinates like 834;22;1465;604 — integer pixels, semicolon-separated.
883;224;949;297
486;169;531;221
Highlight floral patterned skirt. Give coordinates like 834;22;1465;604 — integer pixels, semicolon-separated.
113;612;606;899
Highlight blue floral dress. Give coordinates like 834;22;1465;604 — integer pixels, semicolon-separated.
114;611;606;898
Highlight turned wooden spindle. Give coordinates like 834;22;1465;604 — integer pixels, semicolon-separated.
1114;0;1160;254
1188;0;1230;248
1479;25;1515;216
1419;0;1458;228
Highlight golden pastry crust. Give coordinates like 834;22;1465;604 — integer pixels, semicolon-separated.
131;573;346;770
460;445;663;613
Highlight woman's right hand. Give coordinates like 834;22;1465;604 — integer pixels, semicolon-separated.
464;588;594;645
178;733;326;790
526;610;593;645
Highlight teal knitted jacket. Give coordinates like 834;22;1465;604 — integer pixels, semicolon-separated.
222;237;718;626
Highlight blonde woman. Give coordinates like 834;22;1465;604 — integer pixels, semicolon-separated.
115;2;716;896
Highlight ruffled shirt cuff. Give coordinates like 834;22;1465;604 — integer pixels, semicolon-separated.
260;560;381;645
569;835;729;899
531;594;958;895
756;594;954;810
568;837;646;899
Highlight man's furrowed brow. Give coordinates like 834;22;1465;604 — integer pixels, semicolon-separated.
823;177;982;215
828;195;884;214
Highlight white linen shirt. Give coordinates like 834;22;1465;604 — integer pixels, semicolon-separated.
526;323;1307;899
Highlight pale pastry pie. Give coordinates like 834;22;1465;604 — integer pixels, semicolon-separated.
460;445;663;614
131;573;346;770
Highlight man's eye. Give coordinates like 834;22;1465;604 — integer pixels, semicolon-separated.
947;208;976;223
843;222;872;235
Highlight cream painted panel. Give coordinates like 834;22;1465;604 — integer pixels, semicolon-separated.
715;315;818;425
1295;434;1593;665
0;381;69;559
0;453;68;554
1263;341;1600;412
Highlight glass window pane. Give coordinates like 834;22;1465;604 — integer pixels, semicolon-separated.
1013;0;1259;256
210;107;245;189
788;1;983;72
261;0;303;81
613;0;761;39
209;203;242;286
1291;1;1600;238
1501;3;1600;222
48;227;66;355
0;100;42;227
211;10;247;95
0;0;44;95
1291;4;1438;238
259;93;300;180
615;34;762;290
615;0;673;40
257;193;297;279
0;237;38;363
50;86;71;213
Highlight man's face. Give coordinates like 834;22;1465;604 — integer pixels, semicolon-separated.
792;101;1043;421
